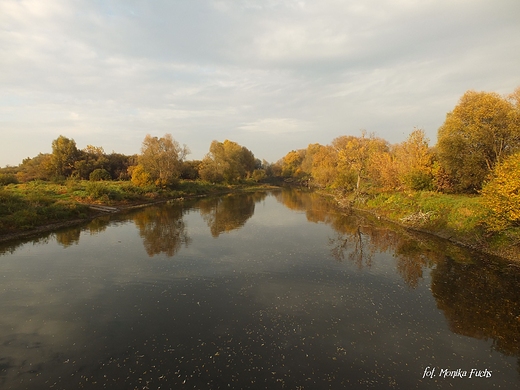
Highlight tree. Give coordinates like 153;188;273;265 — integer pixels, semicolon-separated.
89;168;111;181
16;153;54;182
130;164;152;187
336;132;389;191
366;149;399;191
281;149;306;178
437;89;520;192
134;134;189;187
74;145;109;180
309;144;338;188
394;128;434;190
252;169;267;182
199;140;255;183
481;152;520;231
51;135;80;178
180;160;201;180
106;153;137;180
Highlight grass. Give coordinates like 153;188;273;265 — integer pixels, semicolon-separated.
362;191;486;235
330;189;520;260
0;185;89;234
0;179;277;236
358;191;488;244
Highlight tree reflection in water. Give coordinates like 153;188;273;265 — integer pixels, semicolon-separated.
431;257;520;362
53;215;113;248
198;192;266;237
133;205;191;257
1;189;519;369
54;227;81;247
275;188;520;365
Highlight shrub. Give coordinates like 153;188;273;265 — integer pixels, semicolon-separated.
130;164;153;187
252;169;267;182
89;168;111;181
481;152;520;231
405;170;434;191
0;173;19;186
85;182;113;200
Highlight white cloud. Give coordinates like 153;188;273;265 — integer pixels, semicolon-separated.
240;118;311;135
1;0;520;165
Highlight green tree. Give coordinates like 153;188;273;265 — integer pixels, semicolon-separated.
252;169;267;182
199;140;255;183
51;135;80;178
180;160;201;180
74;145;109;180
106;153;137;180
89;168;111;181
16;153;53;182
437;89;520;192
135;134;189;187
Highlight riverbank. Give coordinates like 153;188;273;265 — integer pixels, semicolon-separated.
0;180;278;243
325;190;520;262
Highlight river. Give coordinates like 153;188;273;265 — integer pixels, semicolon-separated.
0;189;518;389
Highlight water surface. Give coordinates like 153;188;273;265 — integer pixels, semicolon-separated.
1;189;519;389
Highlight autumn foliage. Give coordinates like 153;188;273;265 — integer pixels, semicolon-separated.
481;152;520;231
2;86;520;236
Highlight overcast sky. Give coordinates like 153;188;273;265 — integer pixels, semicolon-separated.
1;0;519;166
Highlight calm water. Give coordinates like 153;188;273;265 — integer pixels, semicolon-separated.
0;189;519;389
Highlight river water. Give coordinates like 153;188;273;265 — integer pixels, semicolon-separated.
0;189;519;389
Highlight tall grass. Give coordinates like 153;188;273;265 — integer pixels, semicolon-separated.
362;191;488;239
0;187;88;234
0;180;274;236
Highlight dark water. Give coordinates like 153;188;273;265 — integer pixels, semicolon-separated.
0;189;519;389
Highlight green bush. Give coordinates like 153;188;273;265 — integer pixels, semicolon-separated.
85;182;113;200
405;171;434;191
89;168;111;181
0;173;19;186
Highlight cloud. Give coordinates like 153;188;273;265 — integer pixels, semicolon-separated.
239;118;312;135
1;0;519;165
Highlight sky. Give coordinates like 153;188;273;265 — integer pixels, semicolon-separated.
1;0;519;166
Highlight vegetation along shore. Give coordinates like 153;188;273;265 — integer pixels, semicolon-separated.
2;86;520;260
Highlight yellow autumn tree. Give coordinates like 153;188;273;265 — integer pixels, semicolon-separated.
437;89;520;192
394;128;434;190
366;150;399;191
481;151;520;231
281;149;306;178
133;134;189;187
336;132;389;191
310;144;338;188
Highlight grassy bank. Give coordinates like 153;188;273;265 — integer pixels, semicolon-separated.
0;180;277;238
331;190;520;261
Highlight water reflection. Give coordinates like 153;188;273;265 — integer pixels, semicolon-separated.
198;192;266;237
431;258;520;357
274;189;467;288
133;205;191;257
54;226;82;247
276;188;520;367
0;189;519;388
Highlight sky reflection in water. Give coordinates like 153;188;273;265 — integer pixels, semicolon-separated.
0;189;519;389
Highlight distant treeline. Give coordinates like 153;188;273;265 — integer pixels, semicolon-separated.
1;86;519;230
0;135;271;186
